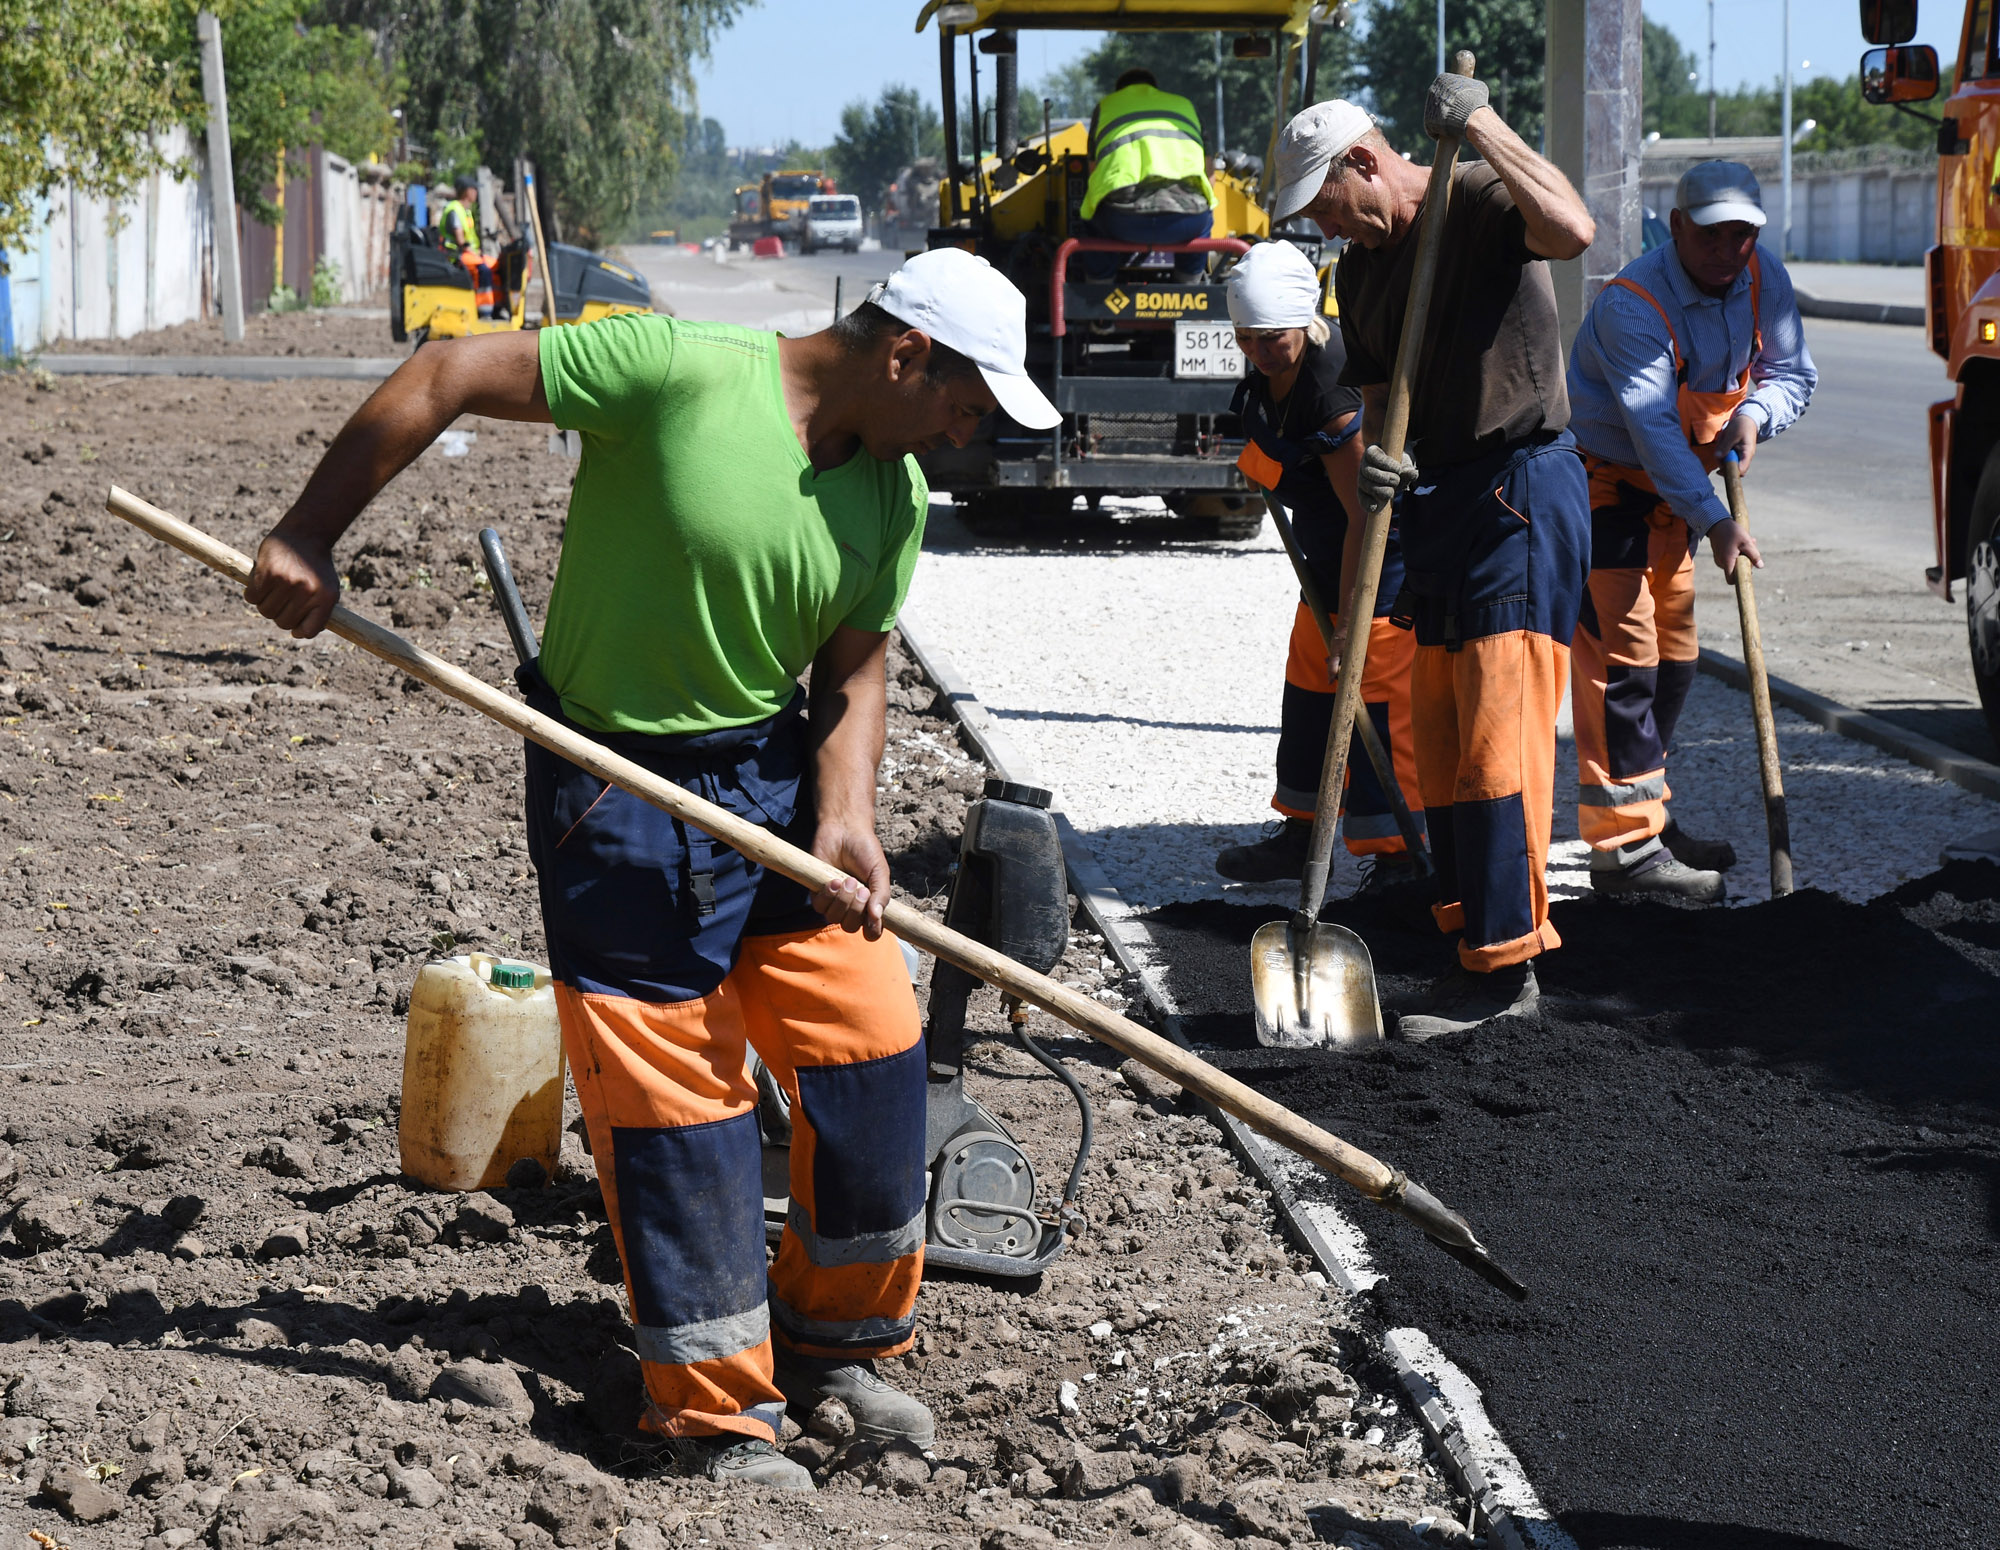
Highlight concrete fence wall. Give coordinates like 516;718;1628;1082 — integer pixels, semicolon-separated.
1641;163;1938;266
3;133;400;353
6;127;212;352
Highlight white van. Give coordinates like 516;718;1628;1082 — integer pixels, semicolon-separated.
803;195;864;254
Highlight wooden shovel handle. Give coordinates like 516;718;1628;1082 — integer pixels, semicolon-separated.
1297;49;1477;918
105;486;1404;1199
1719;458;1793;896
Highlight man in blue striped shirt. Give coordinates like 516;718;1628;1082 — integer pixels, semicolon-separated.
1566;161;1816;903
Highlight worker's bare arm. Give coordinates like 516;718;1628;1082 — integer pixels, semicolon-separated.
1461;107;1594;261
806;625;894;939
246;332;550;638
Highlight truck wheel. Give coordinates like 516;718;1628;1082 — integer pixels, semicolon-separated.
1968;442;2000;747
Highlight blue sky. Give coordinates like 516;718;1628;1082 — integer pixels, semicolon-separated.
690;2;1966;150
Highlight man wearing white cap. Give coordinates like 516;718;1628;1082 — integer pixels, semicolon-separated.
242;248;1058;1490
1265;78;1595;1038
1565;160;1815;903
1215;240;1425;889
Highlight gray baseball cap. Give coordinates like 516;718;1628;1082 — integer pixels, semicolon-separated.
1676;160;1766;228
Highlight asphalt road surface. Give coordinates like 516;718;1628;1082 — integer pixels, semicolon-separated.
1700;316;1992;757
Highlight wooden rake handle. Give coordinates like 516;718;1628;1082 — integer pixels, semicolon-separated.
1719;457;1793;896
104;487;1413;1193
1297;49;1477;922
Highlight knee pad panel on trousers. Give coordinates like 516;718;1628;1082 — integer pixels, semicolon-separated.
1602;664;1668;780
612;1114;771;1362
792;1041;928;1246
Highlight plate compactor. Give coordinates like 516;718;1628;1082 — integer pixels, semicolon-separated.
756;776;1093;1278
475;529;1092;1281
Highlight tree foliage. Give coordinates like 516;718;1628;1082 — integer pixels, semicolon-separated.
1356;0;1543;151
182;0;403;226
318;0;745;242
0;0;191;254
830;87;943;213
1643;18;1933;153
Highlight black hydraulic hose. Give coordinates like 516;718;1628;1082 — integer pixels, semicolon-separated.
1016;1021;1093;1224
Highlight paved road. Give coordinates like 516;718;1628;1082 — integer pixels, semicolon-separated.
1703;316;1991;755
615;242;901;337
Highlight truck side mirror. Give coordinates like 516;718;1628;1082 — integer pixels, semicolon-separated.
1859;0;1918;46
1861;44;1941;105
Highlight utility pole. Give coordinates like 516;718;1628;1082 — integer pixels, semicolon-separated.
1707;0;1717;139
196;10;244;343
1781;0;1793;258
1437;0;1446;75
1215;31;1226;158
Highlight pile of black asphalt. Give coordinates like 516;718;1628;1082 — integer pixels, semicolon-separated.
1141;862;2000;1550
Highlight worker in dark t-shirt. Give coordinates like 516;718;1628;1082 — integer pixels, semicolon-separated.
1266;84;1594;1038
1215;239;1425;893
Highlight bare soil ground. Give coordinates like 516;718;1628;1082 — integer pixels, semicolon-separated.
0;371;1471;1550
39;307;392;359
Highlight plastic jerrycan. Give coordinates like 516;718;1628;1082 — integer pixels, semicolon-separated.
399;953;566;1192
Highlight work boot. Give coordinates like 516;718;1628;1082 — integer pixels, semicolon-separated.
668;1435;815;1492
1397;962;1540;1041
774;1353;936;1447
1352;852;1427;899
1216;818;1313;883
1590;839;1725;905
1661;816;1737;873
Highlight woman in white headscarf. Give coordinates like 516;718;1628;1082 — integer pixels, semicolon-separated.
1213;239;1425;894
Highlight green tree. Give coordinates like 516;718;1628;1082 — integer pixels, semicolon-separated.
318;0;746;241
831;86;943;212
0;0;191;255
180;0;403;225
1357;0;1543;151
1643;17;1704;137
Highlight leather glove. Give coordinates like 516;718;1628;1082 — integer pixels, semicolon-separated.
1358;444;1418;513
1424;72;1490;140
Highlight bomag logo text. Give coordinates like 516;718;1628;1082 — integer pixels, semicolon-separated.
1133;290;1208;315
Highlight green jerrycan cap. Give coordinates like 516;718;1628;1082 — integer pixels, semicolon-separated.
489;960;535;990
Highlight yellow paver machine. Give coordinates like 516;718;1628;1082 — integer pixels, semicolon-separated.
911;0;1338;536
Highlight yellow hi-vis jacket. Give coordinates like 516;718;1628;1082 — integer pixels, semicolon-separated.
1080;83;1215;221
440;198;481;258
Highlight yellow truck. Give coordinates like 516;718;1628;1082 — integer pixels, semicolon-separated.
728;170;836;249
912;0;1332;537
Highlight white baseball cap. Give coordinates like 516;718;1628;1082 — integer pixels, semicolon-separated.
1676;160;1767;228
867;248;1060;430
1269;100;1375;222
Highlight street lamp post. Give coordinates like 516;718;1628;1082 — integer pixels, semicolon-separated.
1781;0;1793;258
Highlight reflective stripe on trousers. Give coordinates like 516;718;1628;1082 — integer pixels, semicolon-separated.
1572;456;1698;852
1271;603;1425;857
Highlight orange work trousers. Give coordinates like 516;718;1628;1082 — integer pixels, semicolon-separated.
1272;602;1423;856
1572;457;1699;853
559;925;924;1443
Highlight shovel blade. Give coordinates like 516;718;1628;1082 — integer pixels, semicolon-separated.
1249;919;1385;1049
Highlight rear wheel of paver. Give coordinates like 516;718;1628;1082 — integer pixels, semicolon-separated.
1169;493;1266;541
1967;440;2000;748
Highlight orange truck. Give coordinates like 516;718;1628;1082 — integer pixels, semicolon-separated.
1862;0;2000;738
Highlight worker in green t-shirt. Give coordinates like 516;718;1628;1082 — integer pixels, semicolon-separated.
243;248;1059;1490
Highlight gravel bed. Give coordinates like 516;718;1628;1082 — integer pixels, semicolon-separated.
904;503;1995;912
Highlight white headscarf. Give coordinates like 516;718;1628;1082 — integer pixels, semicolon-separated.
1226;241;1322;331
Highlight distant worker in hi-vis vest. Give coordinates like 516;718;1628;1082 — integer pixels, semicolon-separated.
1566;160;1816;904
1079;69;1215;279
439;175;497;320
